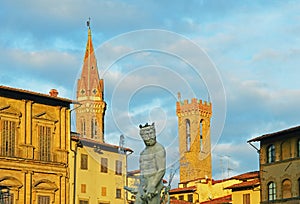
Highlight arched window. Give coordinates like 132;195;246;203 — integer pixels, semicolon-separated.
282;179;292;199
267;144;275;163
91;118;98;138
81;118;86;137
268;182;276;201
298;139;300;157
298;178;300;197
186;119;191;151
200;119;203;151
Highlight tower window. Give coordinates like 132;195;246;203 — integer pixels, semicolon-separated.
186;119;191;151
268;181;276;201
267;144;275;163
200;119;203;151
91;118;98;138
81;118;86;137
298;139;300;157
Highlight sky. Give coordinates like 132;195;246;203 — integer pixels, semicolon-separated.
1;0;300;185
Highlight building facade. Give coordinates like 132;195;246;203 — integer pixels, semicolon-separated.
69;135;132;204
225;171;260;204
176;95;212;183
248;125;300;203
0;86;72;204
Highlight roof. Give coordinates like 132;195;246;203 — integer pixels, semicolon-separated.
71;135;133;153
248;125;300;142
0;85;74;108
229;171;259;181
170;200;192;204
127;169;141;176
225;179;260;190
169;186;196;194
200;195;232;204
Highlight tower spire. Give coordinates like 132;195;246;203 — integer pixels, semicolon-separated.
76;20;106;143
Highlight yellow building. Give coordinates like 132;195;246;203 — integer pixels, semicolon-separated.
69;134;133;204
225;172;260;204
0;86;73;204
248;125;300;204
170;171;260;204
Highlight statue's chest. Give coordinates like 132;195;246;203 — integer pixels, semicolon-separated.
140;152;157;173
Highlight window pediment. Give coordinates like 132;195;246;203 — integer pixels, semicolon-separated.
33;112;58;124
0;176;22;188
0;105;22;119
33;179;58;191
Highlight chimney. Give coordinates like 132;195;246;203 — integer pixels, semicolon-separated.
49;89;58;97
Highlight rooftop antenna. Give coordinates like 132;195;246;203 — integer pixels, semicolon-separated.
118;134;125;154
226;155;233;178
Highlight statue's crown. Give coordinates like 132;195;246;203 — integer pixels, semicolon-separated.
139;122;155;129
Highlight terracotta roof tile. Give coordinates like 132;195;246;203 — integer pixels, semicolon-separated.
229;171;259;181
225;179;260;190
169;186;196;194
200;195;232;204
170;200;193;204
248;125;300;142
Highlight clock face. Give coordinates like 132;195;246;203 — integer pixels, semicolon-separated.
80;89;86;95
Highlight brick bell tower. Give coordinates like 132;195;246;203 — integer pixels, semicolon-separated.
176;93;212;183
76;21;106;142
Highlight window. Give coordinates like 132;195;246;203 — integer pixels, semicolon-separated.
298;139;300;157
243;193;250;204
38;195;50;204
200;119;203;151
101;187;107;196
298;178;300;196
81;184;86;193
188;194;193;202
79;200;88;204
81;154;88;170
38;126;51;161
81;118;86;137
0;120;16;157
268;182;276;201
91;118;98;138
267;144;275;163
282;179;292;199
186;119;191;151
116;188;121;198
1;192;13;204
179;195;184;200
101;158;108;173
115;160;122;175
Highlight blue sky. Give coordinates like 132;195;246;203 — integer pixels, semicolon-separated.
1;0;300;184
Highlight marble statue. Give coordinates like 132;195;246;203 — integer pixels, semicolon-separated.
135;123;166;204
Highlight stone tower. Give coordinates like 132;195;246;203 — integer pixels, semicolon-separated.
76;23;106;142
176;93;212;183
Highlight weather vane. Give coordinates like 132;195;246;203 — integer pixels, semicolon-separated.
86;17;91;29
